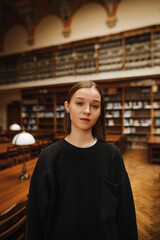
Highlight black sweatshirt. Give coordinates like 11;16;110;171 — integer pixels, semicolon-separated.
27;139;138;240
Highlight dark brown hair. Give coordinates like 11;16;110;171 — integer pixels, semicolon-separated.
64;81;106;141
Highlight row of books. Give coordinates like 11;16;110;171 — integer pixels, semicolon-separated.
153;128;160;134
37;112;54;118
105;111;121;118
106;102;122;109
124;127;149;134
22;112;36;118
124;119;151;127
154;110;160;117
154;119;160;126
23;119;36;125
56;105;65;111
125;60;151;68
22;124;37;131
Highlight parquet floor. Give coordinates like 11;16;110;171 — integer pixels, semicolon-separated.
123;148;160;240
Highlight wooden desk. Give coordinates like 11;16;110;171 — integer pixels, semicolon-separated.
106;134;127;154
148;136;160;163
0;143;12;155
0;158;37;214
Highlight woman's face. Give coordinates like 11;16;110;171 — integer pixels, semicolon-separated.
65;87;101;133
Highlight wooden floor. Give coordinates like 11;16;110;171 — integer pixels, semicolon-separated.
123;148;160;240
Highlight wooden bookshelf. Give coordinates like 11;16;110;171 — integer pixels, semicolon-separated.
19;55;35;82
54;48;74;78
103;87;123;134
36;52;53;80
55;91;67;134
154;30;160;67
75;44;96;75
153;86;160;135
21;83;160;145
21;90;38;131
37;89;54;131
125;33;151;70
1;25;160;86
98;39;123;72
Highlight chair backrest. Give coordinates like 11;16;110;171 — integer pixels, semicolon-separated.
7;146;20;166
0;198;28;240
30;144;40;159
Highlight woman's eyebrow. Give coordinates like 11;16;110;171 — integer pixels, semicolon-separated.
75;97;100;103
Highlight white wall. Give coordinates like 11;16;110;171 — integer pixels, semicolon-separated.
0;90;21;130
1;0;160;56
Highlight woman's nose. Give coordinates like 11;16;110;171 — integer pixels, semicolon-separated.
84;105;90;114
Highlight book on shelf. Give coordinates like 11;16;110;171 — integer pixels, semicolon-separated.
56;105;65;111
153;102;160;109
56;112;65;118
140;119;151;126
38;105;48;111
154;110;160;117
132;101;143;109
154;119;160;126
124;127;136;134
38;112;54;118
124;102;133;109
105;111;112;118
112;111;120;117
154;128;160;134
124;110;131;117
108;119;114;126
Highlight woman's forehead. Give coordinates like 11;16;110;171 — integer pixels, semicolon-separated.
72;87;101;101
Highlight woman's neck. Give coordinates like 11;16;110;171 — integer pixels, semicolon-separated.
65;131;95;148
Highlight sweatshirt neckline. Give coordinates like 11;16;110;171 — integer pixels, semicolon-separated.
62;138;99;151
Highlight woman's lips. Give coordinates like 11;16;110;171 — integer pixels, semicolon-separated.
80;118;90;122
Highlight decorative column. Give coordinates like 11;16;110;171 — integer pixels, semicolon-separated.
54;0;74;37
14;0;35;46
103;0;121;28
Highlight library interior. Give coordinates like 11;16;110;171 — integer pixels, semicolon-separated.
0;0;160;239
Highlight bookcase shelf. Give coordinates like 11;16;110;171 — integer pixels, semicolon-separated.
124;86;151;145
54;49;74;78
21;91;38;131
154;31;160;67
20;81;160;147
20;55;35;82
125;33;151;70
55;91;67;134
153;86;160;135
103;87;123;134
75;44;96;75
36;52;53;80
1;25;160;85
37;90;54;131
98;39;123;72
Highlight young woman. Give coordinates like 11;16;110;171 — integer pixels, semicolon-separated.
27;81;138;240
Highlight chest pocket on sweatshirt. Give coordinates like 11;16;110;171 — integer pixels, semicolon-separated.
101;179;117;222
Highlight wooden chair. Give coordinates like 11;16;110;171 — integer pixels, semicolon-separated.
30;144;41;159
0;158;13;170
0;198;28;240
7;146;20;166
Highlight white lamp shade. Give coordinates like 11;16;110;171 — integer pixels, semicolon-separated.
10;123;21;131
12;132;35;146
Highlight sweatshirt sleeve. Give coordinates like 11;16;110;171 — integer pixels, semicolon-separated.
115;150;138;240
27;152;56;240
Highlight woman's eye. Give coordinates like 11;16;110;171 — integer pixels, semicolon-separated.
76;102;83;106
92;105;99;109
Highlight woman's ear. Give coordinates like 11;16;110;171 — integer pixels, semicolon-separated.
64;101;69;113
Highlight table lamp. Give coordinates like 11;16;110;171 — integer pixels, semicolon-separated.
9;123;21;131
12;131;35;180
